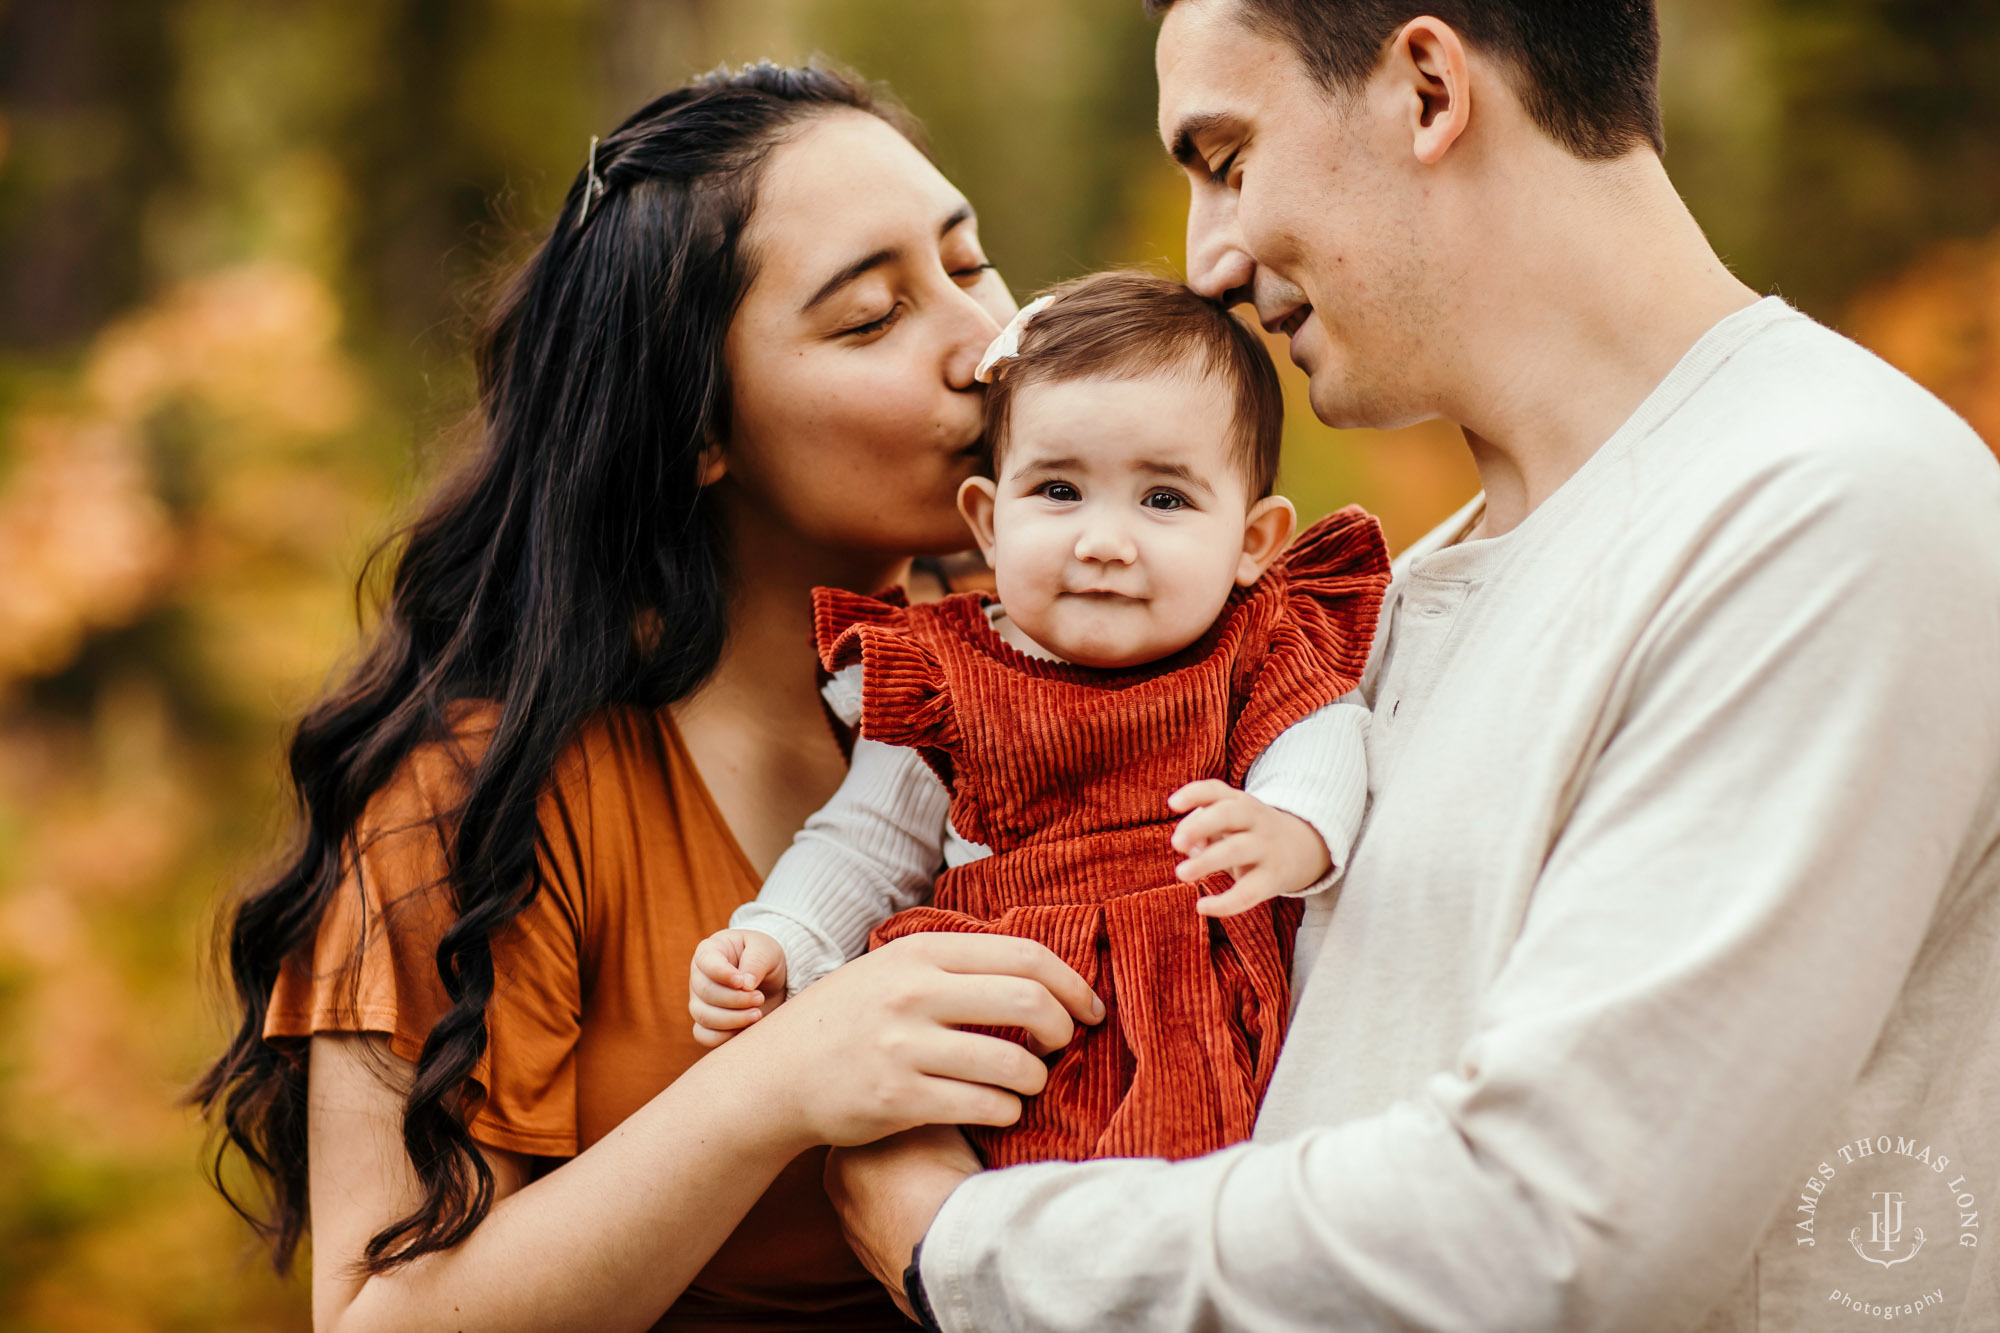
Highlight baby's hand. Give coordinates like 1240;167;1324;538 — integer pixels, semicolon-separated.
1168;781;1331;918
689;929;789;1048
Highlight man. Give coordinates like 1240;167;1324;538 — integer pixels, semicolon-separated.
829;3;2000;1328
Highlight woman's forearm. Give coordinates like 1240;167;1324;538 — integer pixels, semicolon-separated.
313;934;1102;1333
322;1035;811;1333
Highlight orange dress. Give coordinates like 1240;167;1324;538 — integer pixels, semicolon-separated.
264;707;908;1331
815;507;1391;1167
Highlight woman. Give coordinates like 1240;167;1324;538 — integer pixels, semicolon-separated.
195;63;1100;1331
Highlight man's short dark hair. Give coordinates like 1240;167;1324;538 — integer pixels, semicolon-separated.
1147;0;1664;160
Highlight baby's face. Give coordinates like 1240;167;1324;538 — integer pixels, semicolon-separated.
961;371;1286;670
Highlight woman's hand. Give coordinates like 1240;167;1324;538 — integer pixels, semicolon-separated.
307;936;1097;1333
725;932;1104;1151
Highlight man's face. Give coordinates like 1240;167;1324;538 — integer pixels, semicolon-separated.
1156;0;1433;430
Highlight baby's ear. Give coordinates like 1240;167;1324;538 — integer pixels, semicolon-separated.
1236;495;1298;585
958;476;1001;565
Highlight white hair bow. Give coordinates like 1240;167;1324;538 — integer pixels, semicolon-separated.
974;295;1055;384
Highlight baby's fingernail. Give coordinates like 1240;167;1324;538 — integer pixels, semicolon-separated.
1090;995;1106;1021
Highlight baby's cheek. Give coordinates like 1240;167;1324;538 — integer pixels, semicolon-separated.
994;528;1061;598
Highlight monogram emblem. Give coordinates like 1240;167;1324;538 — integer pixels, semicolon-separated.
1849;1190;1927;1269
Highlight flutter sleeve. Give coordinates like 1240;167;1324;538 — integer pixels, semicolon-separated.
1227;505;1392;783
812;586;959;783
263;716;588;1158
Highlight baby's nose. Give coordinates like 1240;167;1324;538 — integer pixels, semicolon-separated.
1074;522;1139;565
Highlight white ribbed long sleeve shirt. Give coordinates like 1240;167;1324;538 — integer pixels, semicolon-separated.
733;664;1371;993
915;299;2000;1332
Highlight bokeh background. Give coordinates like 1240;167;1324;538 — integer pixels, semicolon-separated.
0;1;1996;1326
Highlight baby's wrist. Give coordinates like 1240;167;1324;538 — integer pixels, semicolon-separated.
1269;806;1333;886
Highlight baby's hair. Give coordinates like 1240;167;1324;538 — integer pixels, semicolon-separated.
982;270;1285;498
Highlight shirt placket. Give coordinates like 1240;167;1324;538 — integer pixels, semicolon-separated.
1369;575;1471;787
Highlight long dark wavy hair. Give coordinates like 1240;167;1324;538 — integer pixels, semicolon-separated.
193;61;923;1276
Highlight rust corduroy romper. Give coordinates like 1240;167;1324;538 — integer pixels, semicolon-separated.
814;507;1392;1167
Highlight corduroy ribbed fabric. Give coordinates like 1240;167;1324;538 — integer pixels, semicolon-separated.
813;507;1392;1167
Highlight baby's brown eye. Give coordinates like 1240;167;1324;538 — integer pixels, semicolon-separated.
1039;482;1081;503
1144;490;1189;511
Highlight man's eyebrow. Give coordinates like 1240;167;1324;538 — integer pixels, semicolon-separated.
802;203;979;315
1168;111;1234;167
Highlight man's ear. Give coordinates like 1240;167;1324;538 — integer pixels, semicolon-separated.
957;476;1000;565
1388;17;1474;166
1236;494;1298;586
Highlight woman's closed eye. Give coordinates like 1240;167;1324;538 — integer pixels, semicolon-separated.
840;302;903;338
840;262;989;337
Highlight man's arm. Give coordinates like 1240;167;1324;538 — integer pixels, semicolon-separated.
866;455;2000;1331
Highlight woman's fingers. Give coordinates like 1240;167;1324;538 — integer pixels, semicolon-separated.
901;933;1105;1027
911;1025;1052;1099
740;932;1102;1148
1176;832;1259;882
921;972;1080;1058
916;1076;1025;1129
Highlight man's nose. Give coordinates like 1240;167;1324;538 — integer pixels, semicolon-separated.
1185;187;1254;306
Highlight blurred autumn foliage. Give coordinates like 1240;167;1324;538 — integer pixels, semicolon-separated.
1849;231;2000;447
0;1;1995;1327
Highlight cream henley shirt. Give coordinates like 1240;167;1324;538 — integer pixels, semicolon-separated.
917;299;2000;1331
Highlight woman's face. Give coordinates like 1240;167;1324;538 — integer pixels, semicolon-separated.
721;111;1017;558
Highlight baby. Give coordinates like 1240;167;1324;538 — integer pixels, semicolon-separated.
689;271;1390;1166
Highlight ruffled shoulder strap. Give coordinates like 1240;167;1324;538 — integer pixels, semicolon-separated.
1272;505;1393;679
1227;506;1392;779
810;586;959;776
812;584;911;670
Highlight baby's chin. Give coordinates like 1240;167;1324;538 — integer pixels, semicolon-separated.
1031;613;1208;672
